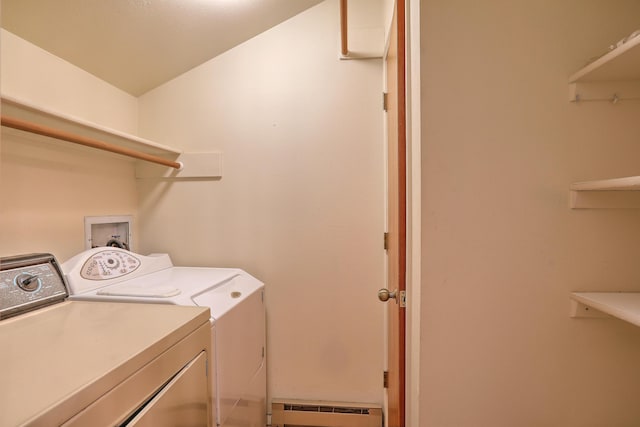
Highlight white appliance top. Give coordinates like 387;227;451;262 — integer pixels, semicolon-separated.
61;247;264;320
0;301;209;427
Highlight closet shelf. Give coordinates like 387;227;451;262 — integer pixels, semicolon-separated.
569;176;640;209
571;176;640;191
1;94;181;156
571;292;640;327
569;30;640;102
1;95;223;178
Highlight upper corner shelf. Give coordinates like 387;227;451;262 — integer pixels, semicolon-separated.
569;31;640;102
0;94;181;157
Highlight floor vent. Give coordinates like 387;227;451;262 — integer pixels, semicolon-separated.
272;399;382;427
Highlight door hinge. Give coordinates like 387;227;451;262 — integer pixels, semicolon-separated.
383;232;389;250
383;371;389;388
383;92;388;111
399;290;407;308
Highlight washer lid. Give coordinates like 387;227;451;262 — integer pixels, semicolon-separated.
97;283;180;298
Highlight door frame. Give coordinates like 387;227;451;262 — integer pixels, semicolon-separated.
382;0;421;426
406;0;422;425
383;0;406;425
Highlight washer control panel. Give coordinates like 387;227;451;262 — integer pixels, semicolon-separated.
62;247;173;295
0;253;68;320
80;250;141;280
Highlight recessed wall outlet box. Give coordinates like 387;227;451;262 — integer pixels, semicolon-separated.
85;215;133;250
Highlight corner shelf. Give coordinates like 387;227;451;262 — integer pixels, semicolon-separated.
571;292;640;327
569;176;640;209
569;31;640;102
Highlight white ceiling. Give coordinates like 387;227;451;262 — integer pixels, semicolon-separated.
1;0;323;96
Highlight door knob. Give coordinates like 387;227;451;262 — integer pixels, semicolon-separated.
378;288;397;302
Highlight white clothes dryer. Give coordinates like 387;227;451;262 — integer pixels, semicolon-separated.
62;247;266;427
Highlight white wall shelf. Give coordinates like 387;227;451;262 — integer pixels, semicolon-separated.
571;292;640;327
569;176;640;209
1;94;181;156
1;95;223;179
571;176;640;191
569;31;640;102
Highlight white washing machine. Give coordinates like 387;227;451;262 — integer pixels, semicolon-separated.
61;247;266;427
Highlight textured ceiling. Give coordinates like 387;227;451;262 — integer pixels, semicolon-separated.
1;0;323;96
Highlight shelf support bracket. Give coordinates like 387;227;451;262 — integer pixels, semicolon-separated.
569;81;640;102
570;299;610;319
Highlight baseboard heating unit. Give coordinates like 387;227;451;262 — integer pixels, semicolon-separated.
271;399;382;427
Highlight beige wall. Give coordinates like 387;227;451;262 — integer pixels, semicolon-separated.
1;30;138;133
420;0;640;425
137;0;385;407
0;30;140;260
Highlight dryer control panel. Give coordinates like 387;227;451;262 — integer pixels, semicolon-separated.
0;253;68;320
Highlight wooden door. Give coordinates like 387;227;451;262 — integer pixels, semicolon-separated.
384;0;406;426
